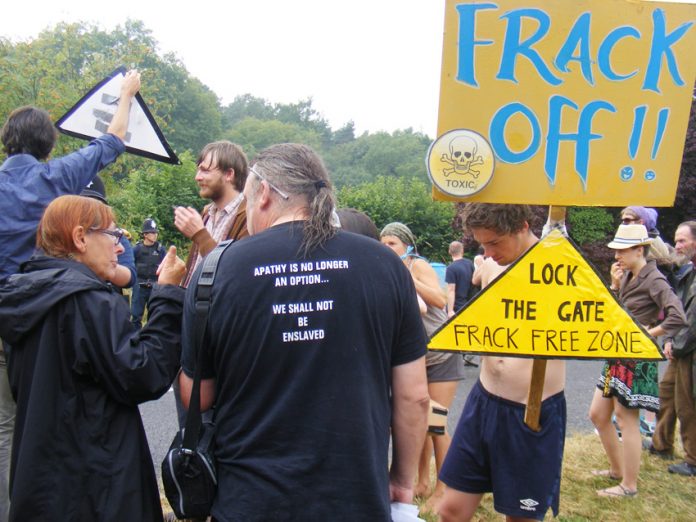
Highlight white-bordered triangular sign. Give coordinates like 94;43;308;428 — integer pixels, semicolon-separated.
56;67;180;164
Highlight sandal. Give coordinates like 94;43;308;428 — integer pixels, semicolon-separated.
597;484;638;498
591;469;622;480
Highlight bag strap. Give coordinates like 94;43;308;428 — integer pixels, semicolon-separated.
182;239;234;451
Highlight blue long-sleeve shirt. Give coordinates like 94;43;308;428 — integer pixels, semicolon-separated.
0;134;125;278
117;236;137;288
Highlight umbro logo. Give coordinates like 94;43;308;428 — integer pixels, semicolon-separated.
520;498;539;511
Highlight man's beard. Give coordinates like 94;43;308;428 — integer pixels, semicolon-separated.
674;249;696;267
200;183;223;201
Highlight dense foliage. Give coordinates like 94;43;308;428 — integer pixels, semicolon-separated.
338;177;457;262
1;21;693;265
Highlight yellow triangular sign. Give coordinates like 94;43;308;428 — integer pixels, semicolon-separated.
429;229;663;360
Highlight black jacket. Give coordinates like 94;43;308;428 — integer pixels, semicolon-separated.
672;263;696;358
0;256;184;521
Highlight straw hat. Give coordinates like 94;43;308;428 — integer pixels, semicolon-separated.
607;224;653;249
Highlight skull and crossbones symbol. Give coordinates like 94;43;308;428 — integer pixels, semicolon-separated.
441;136;484;178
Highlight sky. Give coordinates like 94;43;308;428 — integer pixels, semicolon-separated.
0;1;692;138
0;0;446;137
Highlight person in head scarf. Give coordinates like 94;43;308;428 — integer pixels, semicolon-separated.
620;206;673;267
380;222;464;512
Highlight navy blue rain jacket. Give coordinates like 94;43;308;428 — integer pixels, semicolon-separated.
0;256;183;522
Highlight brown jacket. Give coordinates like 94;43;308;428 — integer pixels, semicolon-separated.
181;199;248;287
619;260;687;336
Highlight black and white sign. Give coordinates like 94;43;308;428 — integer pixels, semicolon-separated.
56;66;180;164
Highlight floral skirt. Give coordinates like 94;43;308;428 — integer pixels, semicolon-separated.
596;360;659;412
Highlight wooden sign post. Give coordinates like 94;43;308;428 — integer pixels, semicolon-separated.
524;205;565;431
524;359;548;431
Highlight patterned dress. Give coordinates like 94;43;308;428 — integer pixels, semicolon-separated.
597;261;686;411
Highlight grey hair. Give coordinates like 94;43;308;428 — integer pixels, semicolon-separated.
251;143;336;257
678;221;696;240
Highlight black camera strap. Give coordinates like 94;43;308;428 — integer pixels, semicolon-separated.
182;239;234;452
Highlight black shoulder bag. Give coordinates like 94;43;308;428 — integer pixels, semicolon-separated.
162;240;233;519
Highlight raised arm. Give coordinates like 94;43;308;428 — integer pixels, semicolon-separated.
107;70;141;141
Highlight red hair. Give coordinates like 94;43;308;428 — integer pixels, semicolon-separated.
37;195;115;258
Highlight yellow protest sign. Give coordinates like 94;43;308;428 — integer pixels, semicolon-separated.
432;0;696;206
428;229;663;360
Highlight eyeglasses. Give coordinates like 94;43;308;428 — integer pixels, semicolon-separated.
90;228;124;245
249;165;289;200
621;217;639;225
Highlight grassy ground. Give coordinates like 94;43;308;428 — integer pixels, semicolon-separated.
417;433;696;521
159;433;695;521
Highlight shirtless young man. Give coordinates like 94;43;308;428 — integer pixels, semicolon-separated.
438;204;567;522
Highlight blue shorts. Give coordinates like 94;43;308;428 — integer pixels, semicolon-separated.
440;380;566;520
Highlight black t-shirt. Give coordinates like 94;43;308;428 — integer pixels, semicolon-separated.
181;222;426;521
445;258;475;311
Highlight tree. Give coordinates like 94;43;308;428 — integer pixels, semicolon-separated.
325;129;431;188
224;117;323;159
109;151;203;252
0;20;222;160
222;96;333;149
222;94;275;127
658;88;696;238
337;176;457;262
567;207;615;245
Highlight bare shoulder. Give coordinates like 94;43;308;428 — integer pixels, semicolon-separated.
409;257;436;277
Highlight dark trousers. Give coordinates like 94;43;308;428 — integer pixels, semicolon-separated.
130;284;153;329
653;353;696;465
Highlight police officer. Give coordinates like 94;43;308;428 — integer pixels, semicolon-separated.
131;218;166;329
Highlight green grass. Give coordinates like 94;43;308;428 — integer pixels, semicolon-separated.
159;433;696;521
417;433;696;521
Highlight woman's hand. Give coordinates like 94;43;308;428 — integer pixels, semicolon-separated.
609;262;623;290
157;246;186;285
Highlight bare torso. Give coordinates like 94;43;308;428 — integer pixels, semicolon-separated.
479;356;565;403
473;230;566;403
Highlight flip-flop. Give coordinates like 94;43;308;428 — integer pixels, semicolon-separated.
591;469;622;480
597;484;638;498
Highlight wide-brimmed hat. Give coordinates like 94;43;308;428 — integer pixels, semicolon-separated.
607;224;653;249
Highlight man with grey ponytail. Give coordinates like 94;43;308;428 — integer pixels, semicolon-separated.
244;143;337;257
178;143;429;520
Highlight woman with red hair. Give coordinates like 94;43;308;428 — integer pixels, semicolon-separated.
0;195;185;521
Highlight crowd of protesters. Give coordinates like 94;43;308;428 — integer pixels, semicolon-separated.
0;70;694;522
